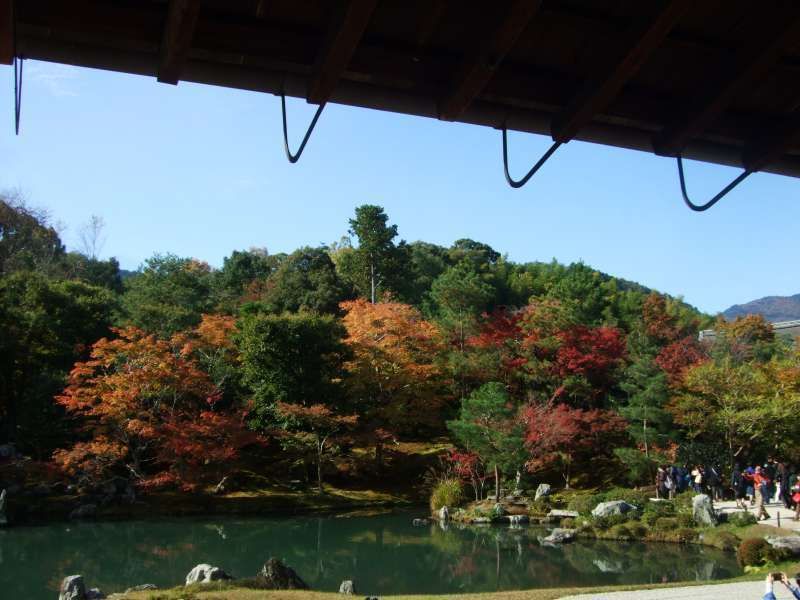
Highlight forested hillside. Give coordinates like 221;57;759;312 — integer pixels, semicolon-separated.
723;294;800;322
2;195;799;506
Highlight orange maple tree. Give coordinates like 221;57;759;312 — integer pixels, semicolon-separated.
341;299;448;466
53;325;258;490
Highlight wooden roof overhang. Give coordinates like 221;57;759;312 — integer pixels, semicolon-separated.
3;0;800;189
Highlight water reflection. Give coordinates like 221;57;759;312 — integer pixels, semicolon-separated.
0;512;740;600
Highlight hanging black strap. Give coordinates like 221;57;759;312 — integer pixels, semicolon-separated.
676;154;752;212
12;0;23;135
502;124;562;188
281;92;325;163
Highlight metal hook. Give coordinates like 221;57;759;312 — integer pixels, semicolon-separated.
677;155;752;212
14;55;23;136
281;92;325;163
502;124;562;188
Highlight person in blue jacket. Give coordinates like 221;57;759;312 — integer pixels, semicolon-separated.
763;572;800;599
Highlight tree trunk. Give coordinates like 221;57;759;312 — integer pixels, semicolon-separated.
494;464;500;500
316;435;326;494
375;440;383;473
370;262;376;303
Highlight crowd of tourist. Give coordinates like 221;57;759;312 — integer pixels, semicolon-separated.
655;458;800;522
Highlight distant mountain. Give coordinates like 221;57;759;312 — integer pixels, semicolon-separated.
723;294;800;322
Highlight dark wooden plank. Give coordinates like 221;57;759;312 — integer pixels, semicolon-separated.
743;109;800;172
307;0;377;105
550;0;691;143
438;0;542;121
0;0;12;65
158;0;201;85
654;15;800;156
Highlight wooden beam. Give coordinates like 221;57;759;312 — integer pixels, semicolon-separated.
0;0;13;65
157;0;201;85
743;110;800;173
438;0;542;121
550;0;691;143
307;0;377;105
653;16;800;156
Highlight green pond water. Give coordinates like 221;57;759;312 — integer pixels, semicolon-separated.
0;511;741;599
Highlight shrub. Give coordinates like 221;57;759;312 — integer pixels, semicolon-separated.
592;513;629;530
603;487;650;508
567;493;604;515
627;521;648;538
728;511;757;527
561;517;576;528
642;501;676;526
608;523;632;539
527;498;552;516
677;512;695;528
430;478;462;512
654;517;679;531
704;530;740;552
737;537;770;567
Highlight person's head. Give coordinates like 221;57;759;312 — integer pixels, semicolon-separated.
756;466;762;473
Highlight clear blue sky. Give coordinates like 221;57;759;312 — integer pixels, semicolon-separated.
1;60;798;315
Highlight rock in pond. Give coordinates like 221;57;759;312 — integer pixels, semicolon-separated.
541;528;576;544
412;518;429;526
0;488;7;526
507;514;529;525
69;504;97;521
255;558;308;589
548;510;579;519
591;500;635;518
766;536;800;555
438;505;449;522
471;517;492;524
534;483;551;501
59;575;86;600
339;579;357;594
185;564;233;585
692;494;717;526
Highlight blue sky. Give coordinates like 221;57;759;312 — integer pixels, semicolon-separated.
1;60;798;315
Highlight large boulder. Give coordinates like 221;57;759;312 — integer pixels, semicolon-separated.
692;494;717;526
438;506;449;522
339;580;356;594
69;504;97;520
185;564;233;585
59;576;87;600
534;483;551;501
591;501;635;518
548;510;579;519
766;536;800;555
0;489;7;526
541;528;576;544
254;558;308;590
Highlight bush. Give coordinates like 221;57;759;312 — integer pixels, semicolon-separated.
627;521;648;538
728;511;758;527
737;537;770;567
567;493;603;515
561;517;576;528
654;517;679;531
677;512;695;528
592;513;629;530
704;530;740;552
603;487;650;508
430;478;462;512
608;523;632;539
673;527;697;543
642;501;676;526
527;498;551;516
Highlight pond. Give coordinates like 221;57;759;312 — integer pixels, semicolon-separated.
0;511;741;599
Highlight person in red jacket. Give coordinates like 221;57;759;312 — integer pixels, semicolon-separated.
747;466;772;521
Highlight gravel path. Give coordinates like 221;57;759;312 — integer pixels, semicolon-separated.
559;580;770;599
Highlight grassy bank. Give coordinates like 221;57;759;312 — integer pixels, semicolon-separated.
115;558;800;600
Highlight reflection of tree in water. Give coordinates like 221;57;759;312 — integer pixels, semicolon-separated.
0;513;741;600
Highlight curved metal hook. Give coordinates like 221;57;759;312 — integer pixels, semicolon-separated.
14;55;23;136
502;125;562;188
677;155;752;212
281;93;325;163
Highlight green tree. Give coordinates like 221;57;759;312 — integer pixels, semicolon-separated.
347;204;409;303
258;246;349;314
121;254;213;337
447;382;524;499
430;261;494;351
0;195;64;276
0;271;115;453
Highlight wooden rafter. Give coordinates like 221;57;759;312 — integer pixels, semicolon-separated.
743;110;800;173
157;0;201;85
550;0;691;143
0;0;12;65
307;0;377;105
654;16;800;156
438;0;542;121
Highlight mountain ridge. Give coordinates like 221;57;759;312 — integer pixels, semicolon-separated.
723;294;800;322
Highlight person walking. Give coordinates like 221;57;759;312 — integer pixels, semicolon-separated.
792;477;800;522
732;463;749;510
753;466;772;521
691;465;704;493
